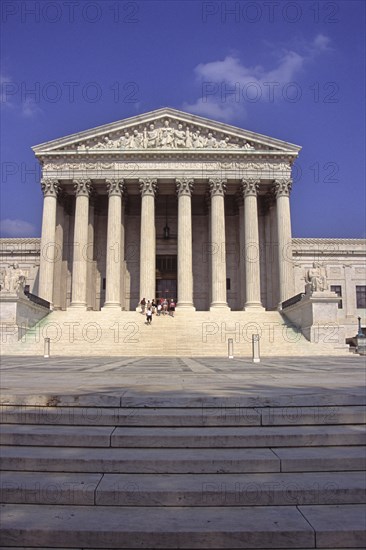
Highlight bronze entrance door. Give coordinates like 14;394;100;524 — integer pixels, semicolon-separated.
156;255;177;301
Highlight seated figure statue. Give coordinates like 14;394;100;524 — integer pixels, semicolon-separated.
0;263;26;295
305;262;328;292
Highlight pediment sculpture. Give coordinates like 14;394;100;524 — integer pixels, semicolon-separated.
76;119;256;152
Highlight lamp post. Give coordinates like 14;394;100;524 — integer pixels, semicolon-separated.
357;316;366;356
357;317;364;338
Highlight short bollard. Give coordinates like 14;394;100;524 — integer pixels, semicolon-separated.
44;337;50;358
228;338;234;359
252;334;260;363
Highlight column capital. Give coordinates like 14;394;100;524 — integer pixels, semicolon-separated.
274;178;292;198
241;178;260;197
106;178;125;197
139;178;157;197
176;178;194;197
209;178;227;197
41;178;60;198
73;179;92;197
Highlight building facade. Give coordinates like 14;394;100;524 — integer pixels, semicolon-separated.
1;109;365;338
31;108;302;312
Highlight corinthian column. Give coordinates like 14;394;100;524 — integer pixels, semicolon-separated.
275;178;295;304
103;179;125;308
209;178;230;310
71;179;92;308
176;178;195;309
38;178;60;304
139;178;157;303
242;179;264;310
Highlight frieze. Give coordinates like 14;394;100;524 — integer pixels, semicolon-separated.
41;160;292;174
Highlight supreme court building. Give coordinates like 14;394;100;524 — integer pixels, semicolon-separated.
2;108;365;348
31;108;300;313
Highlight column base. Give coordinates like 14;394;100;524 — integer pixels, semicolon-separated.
176;302;196;311
244;302;265;311
210;302;231;311
70;302;87;309
102;302;122;310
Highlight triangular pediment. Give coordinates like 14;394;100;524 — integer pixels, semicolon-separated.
32;108;301;156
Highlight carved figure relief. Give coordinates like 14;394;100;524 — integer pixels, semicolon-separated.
75;118;257;152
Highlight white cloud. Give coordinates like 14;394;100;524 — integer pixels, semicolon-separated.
0;73;44;118
183;35;332;122
21;97;43;118
0;219;37;237
312;34;332;53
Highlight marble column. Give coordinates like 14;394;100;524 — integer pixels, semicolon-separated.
242;179;264;310
176;178;195;309
103;179;125;308
235;192;245;309
209;178;230;310
38;178;60;304
52;195;66;310
86;193;96;311
120;193;126;310
275;178;295;304
71;179;92;308
139;178;157;303
263;192;274;310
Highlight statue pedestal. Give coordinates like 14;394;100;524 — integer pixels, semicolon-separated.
282;289;346;346
0;291;50;344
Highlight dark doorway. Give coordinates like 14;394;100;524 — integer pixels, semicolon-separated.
156;255;177;301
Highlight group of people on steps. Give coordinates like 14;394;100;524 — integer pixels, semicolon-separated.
140;297;176;324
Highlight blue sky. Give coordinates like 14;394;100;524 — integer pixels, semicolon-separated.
1;0;365;238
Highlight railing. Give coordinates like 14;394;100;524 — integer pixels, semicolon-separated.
24;290;50;310
281;292;305;310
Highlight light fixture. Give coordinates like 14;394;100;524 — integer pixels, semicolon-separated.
164;196;170;239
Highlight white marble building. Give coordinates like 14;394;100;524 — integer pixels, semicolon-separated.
1;108;365;340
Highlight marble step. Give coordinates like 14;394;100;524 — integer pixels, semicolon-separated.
0;503;315;548
2;405;364;427
0;405;261;427
1;445;365;475
1;471;364;507
0;471;102;505
1;503;365;548
1;423;364;448
110;424;365;448
0;446;280;474
272;445;366;472
0;425;114;447
259;405;366;426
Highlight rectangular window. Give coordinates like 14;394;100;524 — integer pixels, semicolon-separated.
330;285;342;309
102;278;106;291
226;278;231;291
356;286;366;308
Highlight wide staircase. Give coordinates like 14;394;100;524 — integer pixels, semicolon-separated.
1;395;365;549
3;309;349;356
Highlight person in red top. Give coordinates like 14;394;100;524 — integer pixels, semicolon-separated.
169;298;176;317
